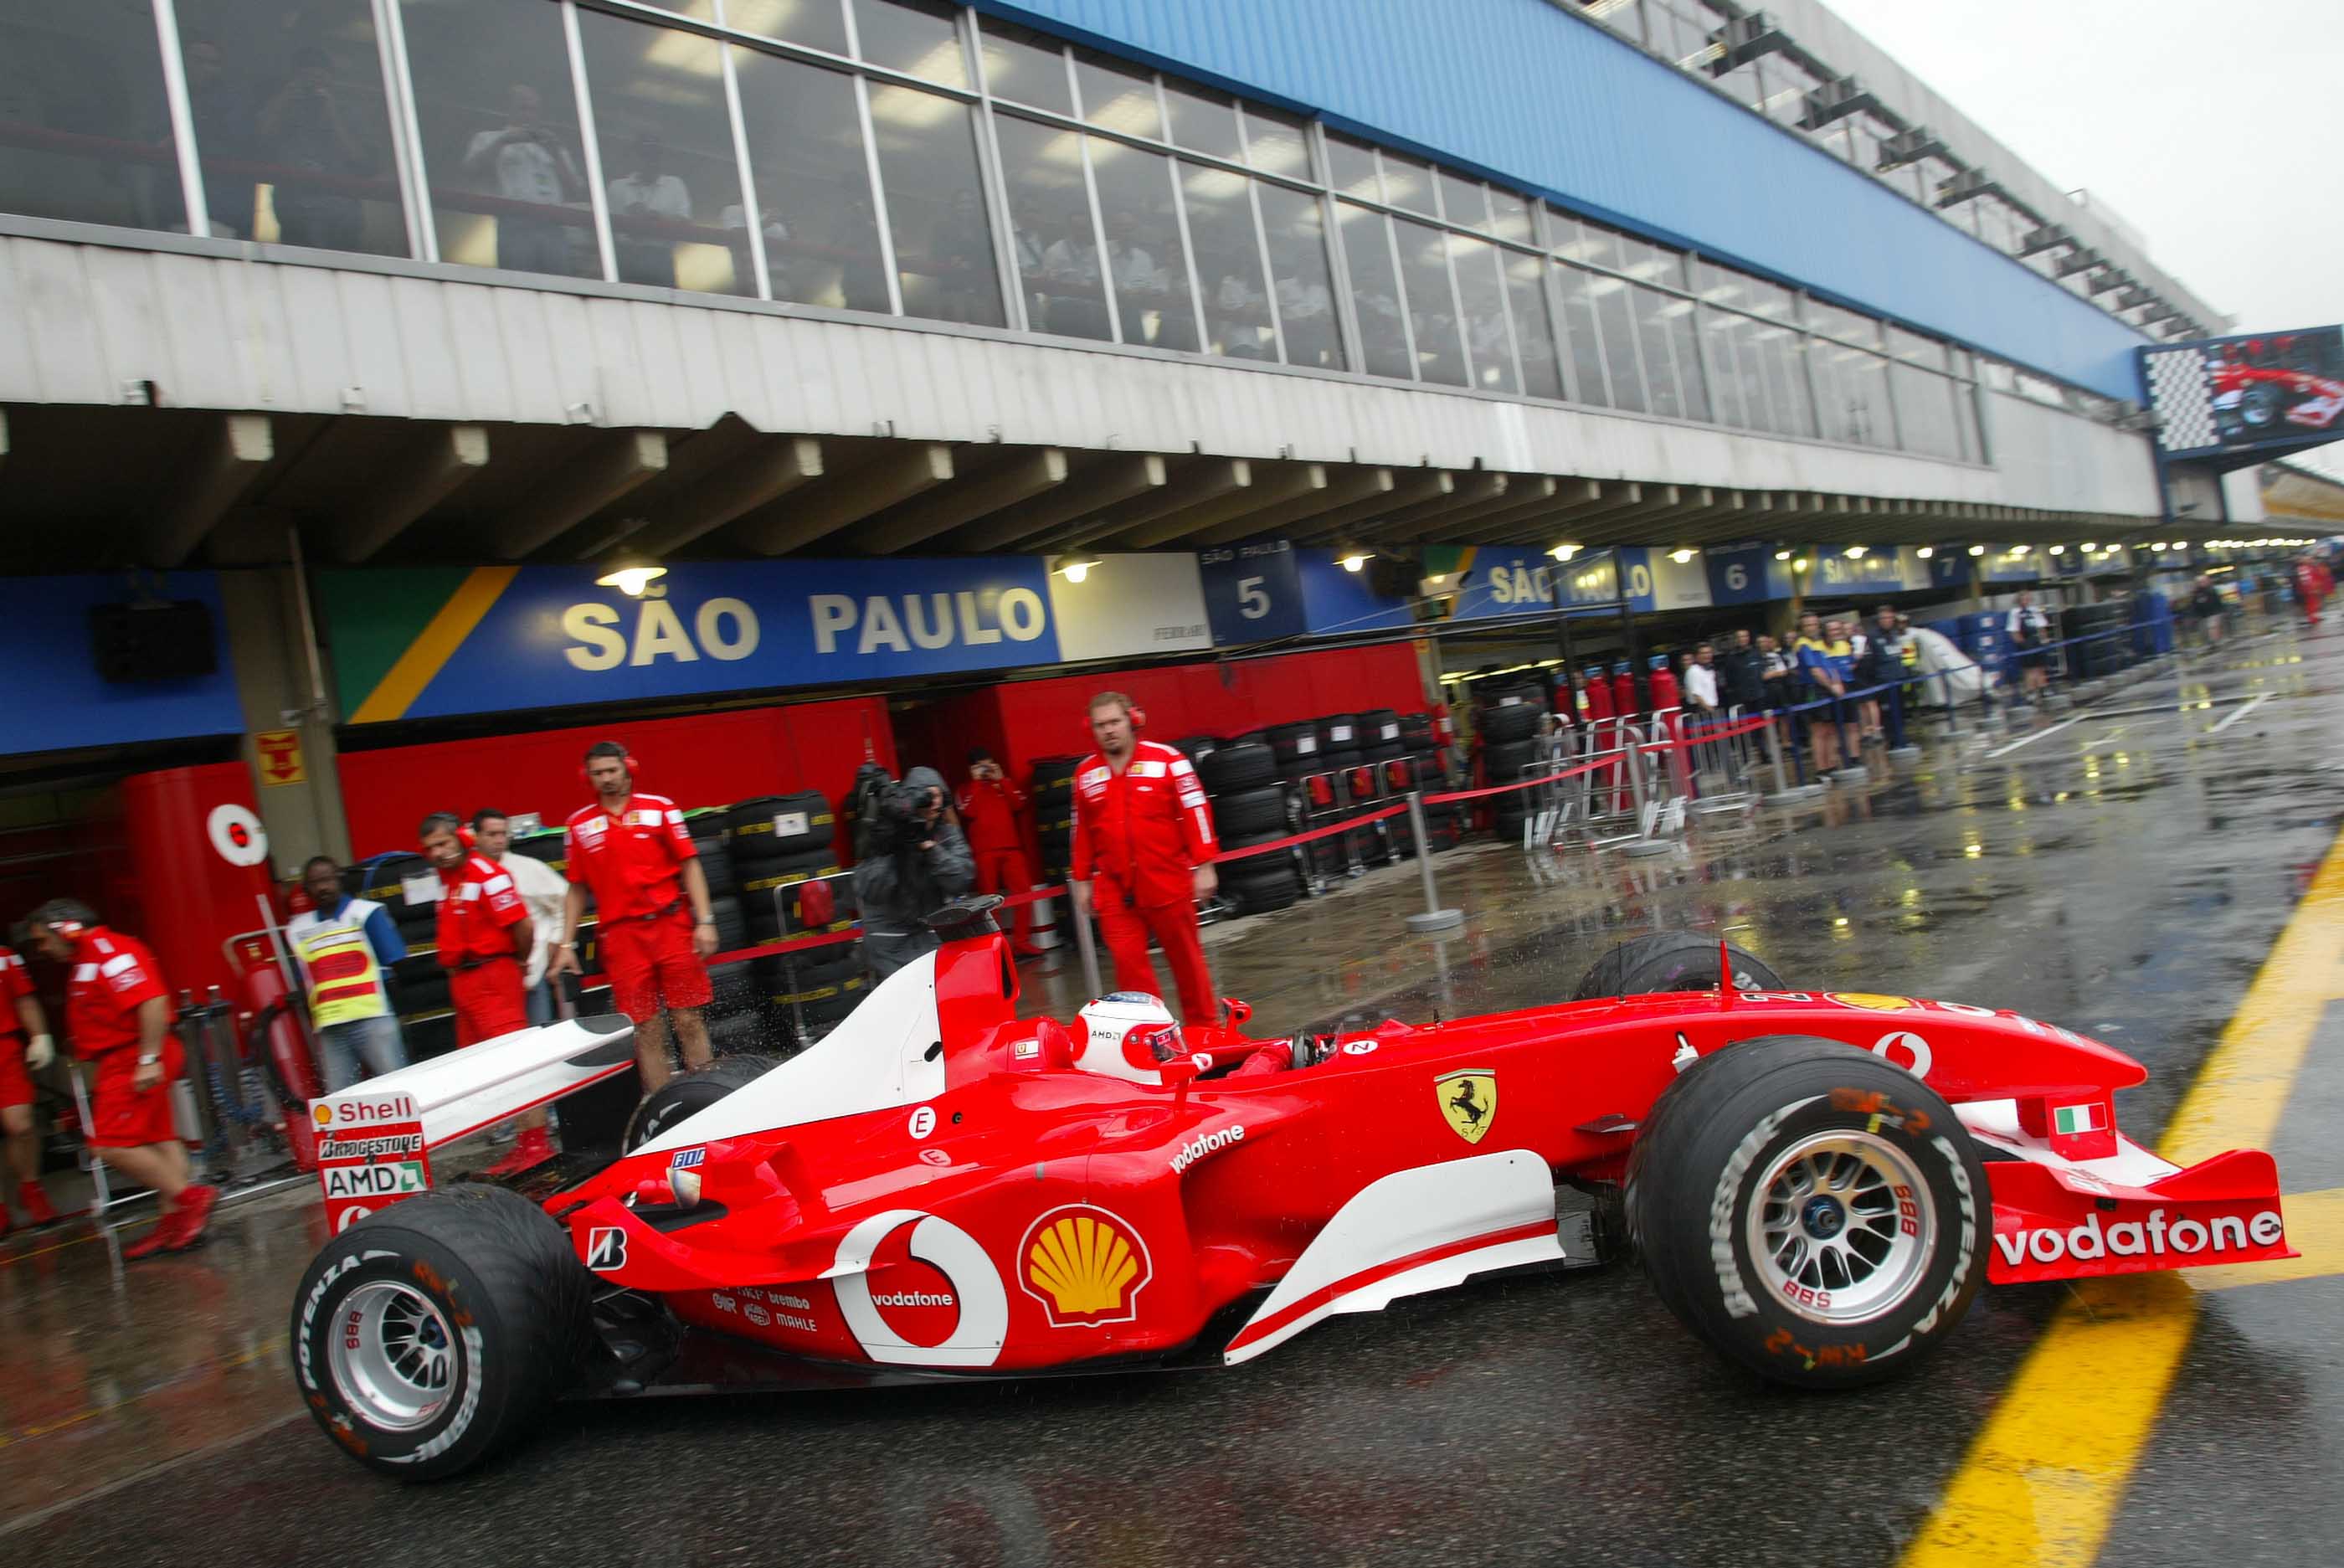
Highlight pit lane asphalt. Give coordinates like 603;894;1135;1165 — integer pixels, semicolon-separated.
7;623;2341;1568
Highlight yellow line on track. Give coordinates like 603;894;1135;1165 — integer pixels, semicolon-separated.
1900;826;2344;1568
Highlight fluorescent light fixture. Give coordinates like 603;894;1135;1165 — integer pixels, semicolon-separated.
1843;544;1868;558
2080;541;2097;551
1791;556;1811;572
1774;548;1792;561
1548;542;1581;561
1056;555;1103;584
1338;552;1370;573
1966;544;1987;557
1668;548;1696;563
1916;546;1935;558
2010;545;2030;556
2048;544;2066;555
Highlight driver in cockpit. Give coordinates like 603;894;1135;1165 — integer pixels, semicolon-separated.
1071;992;1293;1082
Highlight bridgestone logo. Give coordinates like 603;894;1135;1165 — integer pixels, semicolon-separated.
1170;1123;1246;1174
871;1291;955;1308
1994;1207;2284;1268
317;1133;424;1161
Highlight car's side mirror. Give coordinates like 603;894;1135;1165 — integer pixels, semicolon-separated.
1160;1053;1207;1105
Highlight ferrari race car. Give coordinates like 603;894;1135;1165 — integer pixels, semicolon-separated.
291;901;2294;1479
2211;361;2344;442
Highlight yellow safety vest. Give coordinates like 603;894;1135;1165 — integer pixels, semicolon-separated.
291;908;390;1028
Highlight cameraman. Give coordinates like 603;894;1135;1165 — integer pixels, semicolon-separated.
853;767;974;979
959;748;1042;960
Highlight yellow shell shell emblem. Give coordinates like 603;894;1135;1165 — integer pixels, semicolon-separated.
1020;1206;1152;1328
1827;992;1919;1012
313;1103;335;1126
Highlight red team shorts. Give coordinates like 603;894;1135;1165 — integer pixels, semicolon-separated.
600;914;712;1023
0;1034;29;1113
87;1036;186;1149
450;957;531;1047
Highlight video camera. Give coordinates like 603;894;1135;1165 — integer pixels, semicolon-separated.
866;779;943;855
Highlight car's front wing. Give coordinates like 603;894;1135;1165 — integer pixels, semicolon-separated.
1959;1100;2295;1284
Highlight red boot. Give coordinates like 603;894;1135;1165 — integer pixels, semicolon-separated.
486;1126;557;1180
121;1210;181;1260
168;1184;218;1251
18;1180;57;1227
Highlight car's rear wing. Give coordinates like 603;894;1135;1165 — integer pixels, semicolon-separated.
308;1015;637;1232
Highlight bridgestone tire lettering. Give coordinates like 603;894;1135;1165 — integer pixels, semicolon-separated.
1625;1034;1988;1390
287;1185;589;1481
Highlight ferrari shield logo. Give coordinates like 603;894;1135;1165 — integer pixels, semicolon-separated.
1437;1070;1497;1144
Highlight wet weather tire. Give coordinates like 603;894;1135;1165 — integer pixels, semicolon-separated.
1570;929;1784;1000
623;1053;781;1152
290;1185;590;1481
1625;1035;1987;1388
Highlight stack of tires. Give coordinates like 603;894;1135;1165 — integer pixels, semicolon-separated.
1476;684;1547;842
1028;758;1080;885
1394;712;1462;853
729;791;861;1041
1199;738;1300;915
729;792;839;943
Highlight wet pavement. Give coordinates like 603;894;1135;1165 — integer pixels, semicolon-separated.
6;621;2341;1566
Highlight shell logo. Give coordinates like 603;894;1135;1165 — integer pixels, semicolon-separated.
312;1103;335;1127
1827;992;1919;1012
1020;1205;1153;1329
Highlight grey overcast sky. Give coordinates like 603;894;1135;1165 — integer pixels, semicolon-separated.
1824;0;2344;481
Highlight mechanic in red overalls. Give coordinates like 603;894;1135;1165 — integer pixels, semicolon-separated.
1070;692;1221;1027
26;899;216;1258
958;748;1041;961
550;741;717;1095
2297;554;2332;627
420;813;543;1174
0;941;59;1234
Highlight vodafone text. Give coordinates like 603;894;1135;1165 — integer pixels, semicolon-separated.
1994;1207;2285;1268
1170;1123;1246;1175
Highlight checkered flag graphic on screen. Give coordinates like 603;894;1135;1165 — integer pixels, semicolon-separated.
2144;347;2218;453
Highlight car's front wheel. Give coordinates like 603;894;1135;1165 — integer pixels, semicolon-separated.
1626;1034;1986;1387
290;1185;589;1479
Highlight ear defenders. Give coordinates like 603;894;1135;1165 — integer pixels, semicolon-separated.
578;747;642;786
457;823;477;848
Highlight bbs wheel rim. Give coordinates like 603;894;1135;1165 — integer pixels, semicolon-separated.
328;1281;456;1431
1746;1131;1935;1324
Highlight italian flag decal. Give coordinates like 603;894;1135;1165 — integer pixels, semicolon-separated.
2053;1102;2105;1134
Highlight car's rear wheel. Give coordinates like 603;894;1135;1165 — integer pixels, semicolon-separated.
623;1054;780;1152
1570;929;1784;1000
1625;1035;1986;1388
290;1185;589;1479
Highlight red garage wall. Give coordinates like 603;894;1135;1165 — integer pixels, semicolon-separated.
337;697;896;860
894;643;1430;784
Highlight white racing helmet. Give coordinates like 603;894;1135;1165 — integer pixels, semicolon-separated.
1073;991;1185;1083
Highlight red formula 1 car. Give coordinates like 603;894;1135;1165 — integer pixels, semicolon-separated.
2212;360;2344;442
290;902;2293;1478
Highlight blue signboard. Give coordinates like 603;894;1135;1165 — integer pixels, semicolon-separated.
1704;542;1794;607
6;573;244;754
1442;545;1647;624
328;558;1064;722
1807;551;1909;595
1199;540;1307;645
1296;548;1415;635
